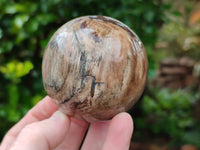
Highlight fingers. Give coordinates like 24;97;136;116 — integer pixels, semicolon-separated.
0;96;89;150
9;111;70;150
102;112;133;150
1;95;133;150
55;118;89;150
81;112;133;150
81;120;111;150
1;96;58;150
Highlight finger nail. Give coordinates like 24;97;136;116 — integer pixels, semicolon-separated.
50;111;66;121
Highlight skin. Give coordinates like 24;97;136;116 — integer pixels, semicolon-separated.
0;96;133;150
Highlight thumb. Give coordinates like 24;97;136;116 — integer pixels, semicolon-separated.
10;111;70;150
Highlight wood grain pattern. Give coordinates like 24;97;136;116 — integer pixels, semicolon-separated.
42;16;148;122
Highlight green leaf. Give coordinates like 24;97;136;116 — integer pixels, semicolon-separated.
36;14;57;25
4;3;37;14
0;28;2;39
16;61;34;78
31;94;43;105
172;11;182;17
0;60;34;81
7;84;19;107
27;19;39;32
16;30;28;43
142;95;160;113
4;4;27;14
7;109;20;122
0;41;13;54
0;106;6;117
13;14;29;29
144;11;155;22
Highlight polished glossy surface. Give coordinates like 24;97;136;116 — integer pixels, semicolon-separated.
42;16;148;122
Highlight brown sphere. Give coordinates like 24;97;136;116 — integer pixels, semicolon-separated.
42;16;148;122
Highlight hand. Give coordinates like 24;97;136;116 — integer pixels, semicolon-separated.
0;96;133;150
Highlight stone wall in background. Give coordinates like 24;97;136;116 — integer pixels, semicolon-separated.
152;57;200;89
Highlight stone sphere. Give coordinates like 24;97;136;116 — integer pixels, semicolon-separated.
42;16;148;122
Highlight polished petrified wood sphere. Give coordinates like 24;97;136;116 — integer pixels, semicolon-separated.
42;16;148;122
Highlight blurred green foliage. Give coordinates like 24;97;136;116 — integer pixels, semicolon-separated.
136;88;200;147
158;16;200;60
0;60;33;82
0;0;200;148
132;0;200;148
156;0;200;62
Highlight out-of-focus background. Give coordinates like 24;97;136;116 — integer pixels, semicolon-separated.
0;0;200;149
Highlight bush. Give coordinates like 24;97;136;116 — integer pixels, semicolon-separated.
134;87;200;148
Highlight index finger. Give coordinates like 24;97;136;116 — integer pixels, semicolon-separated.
0;96;58;150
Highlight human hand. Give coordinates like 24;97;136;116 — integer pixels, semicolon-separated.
0;96;133;150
